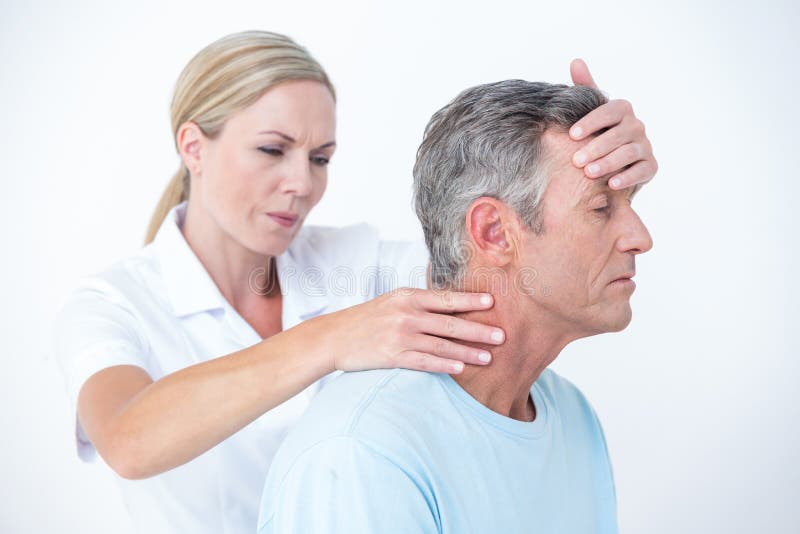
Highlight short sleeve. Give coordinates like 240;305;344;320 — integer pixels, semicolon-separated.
52;277;152;462
258;437;439;534
375;239;430;295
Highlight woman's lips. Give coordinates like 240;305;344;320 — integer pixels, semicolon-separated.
266;212;298;228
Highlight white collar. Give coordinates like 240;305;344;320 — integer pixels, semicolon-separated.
151;201;330;321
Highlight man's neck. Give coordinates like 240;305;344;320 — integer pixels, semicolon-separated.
450;293;574;422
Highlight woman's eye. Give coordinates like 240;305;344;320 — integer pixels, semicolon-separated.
311;156;330;167
258;147;283;156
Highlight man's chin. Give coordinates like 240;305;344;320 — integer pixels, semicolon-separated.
591;304;633;334
607;305;633;332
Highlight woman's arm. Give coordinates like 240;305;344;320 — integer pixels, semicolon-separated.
78;288;502;480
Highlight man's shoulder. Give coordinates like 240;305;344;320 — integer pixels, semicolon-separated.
259;369;445;532
536;368;605;431
536;367;582;396
296;368;443;438
271;368;445;470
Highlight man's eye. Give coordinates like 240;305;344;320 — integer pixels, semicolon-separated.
258;147;283;156
593;206;610;214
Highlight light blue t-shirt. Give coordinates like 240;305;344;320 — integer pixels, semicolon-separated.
257;367;618;534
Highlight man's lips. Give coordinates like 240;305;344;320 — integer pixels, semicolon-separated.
266;212;299;227
612;273;636;282
609;272;636;289
611;271;635;282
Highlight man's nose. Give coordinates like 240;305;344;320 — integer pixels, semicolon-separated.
616;209;653;255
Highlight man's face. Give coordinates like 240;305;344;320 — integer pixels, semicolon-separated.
516;129;653;336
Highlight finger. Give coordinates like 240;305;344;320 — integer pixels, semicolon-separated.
413;289;495;313
570;58;598;90
572;116;642;169
582;142;644;179
415;334;492;365
569;99;632;141
606;160;658;190
417;312;505;345
394;351;468;374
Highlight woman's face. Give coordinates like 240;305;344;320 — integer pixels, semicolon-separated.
188;79;336;255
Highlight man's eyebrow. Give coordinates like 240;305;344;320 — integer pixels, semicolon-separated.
576;181;610;206
576;178;641;208
257;129;336;150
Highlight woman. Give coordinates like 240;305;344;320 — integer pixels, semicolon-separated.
54;30;657;533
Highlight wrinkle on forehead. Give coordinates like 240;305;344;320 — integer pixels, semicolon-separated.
540;129;638;208
540;130;601;205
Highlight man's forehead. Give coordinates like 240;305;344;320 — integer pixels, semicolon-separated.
541;129;636;203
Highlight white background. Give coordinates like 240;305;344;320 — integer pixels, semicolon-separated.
2;0;798;532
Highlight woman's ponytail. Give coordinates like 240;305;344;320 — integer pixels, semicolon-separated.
144;164;189;244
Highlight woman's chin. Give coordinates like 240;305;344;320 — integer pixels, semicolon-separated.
248;225;301;257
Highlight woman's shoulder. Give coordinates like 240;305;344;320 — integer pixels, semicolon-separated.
292;222;429;294
289;222;381;271
293;222;380;257
59;243;167;319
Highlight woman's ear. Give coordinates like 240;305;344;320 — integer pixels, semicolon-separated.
465;197;519;268
176;122;205;176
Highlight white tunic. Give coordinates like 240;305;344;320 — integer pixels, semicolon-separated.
52;200;429;534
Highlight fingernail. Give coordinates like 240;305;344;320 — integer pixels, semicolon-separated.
570;126;582;138
610;178;621;188
587;163;600;176
452;362;465;372
573;151;587;165
491;329;504;343
478;352;492;363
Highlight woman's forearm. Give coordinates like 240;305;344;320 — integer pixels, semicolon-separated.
106;315;334;479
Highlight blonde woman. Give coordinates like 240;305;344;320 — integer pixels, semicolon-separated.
53;31;658;533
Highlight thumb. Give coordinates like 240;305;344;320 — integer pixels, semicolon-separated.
570;58;598;89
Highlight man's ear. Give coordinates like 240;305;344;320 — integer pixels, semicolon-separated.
466;197;519;267
176;121;205;176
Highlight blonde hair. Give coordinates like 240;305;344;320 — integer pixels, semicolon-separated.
144;30;335;244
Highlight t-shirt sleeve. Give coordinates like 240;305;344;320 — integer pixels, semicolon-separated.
258;437;439;534
52;277;152;462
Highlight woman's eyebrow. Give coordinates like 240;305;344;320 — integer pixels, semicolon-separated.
315;141;336;150
256;129;336;150
257;129;295;142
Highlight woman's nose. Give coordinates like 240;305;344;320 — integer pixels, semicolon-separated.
281;157;313;197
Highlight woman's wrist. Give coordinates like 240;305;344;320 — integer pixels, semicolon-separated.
278;313;338;378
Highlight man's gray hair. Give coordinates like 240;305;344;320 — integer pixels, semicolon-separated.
413;80;607;289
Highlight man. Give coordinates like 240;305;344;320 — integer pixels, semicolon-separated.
257;80;653;533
